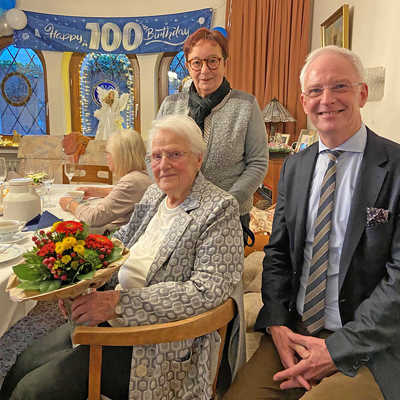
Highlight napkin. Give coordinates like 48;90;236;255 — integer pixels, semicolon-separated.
23;211;62;231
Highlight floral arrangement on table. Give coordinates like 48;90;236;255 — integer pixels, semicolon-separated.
7;221;128;300
26;171;48;184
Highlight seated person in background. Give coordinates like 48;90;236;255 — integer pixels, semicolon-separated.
59;129;151;230
1;114;245;400
224;46;400;400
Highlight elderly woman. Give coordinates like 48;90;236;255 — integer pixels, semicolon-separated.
59;129;151;231
1;115;245;400
158;27;268;245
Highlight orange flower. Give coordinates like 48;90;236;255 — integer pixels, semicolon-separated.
55;221;83;235
85;234;113;250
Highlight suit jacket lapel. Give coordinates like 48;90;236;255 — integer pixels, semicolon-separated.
339;129;388;287
293;145;318;272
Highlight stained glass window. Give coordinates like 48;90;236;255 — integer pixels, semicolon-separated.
168;51;189;95
79;53;135;137
0;44;47;135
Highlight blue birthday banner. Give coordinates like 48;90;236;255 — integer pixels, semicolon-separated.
14;9;213;54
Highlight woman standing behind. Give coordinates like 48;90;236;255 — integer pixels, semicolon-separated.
59;129;151;230
158;27;268;245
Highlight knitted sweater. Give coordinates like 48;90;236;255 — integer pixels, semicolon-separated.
157;89;268;215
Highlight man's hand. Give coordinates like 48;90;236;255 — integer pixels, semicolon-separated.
270;326;311;390
70;290;120;326
273;331;337;389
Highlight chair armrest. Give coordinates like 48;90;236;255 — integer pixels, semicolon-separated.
72;298;236;347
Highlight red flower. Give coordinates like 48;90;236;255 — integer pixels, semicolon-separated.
85;234;113;250
55;221;84;235
37;242;56;257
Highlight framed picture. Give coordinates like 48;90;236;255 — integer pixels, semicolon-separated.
321;4;349;49
279;133;290;145
295;129;318;152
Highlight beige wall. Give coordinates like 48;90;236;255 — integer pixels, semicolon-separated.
18;0;227;140
311;1;400;143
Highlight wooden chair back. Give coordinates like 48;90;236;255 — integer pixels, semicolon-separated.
72;298;236;400
62;164;113;185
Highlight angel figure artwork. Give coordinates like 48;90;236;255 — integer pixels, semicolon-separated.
94;88;129;140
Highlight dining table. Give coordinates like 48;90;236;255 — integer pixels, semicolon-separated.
0;183;112;338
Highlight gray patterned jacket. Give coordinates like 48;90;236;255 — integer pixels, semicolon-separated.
113;172;245;399
157;89;268;215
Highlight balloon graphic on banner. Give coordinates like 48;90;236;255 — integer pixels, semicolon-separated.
0;14;13;36
0;0;15;11
213;26;227;37
5;8;27;30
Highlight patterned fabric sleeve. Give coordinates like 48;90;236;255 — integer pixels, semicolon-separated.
115;195;244;327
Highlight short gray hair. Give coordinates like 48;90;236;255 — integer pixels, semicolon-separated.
148;114;207;156
299;45;365;91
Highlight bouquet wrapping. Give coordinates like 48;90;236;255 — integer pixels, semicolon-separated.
7;221;129;301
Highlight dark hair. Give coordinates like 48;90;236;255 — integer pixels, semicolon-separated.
183;27;228;60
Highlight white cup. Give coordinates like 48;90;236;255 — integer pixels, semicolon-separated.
66;190;85;203
0;219;22;241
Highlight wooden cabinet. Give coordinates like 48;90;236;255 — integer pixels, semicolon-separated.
262;152;289;204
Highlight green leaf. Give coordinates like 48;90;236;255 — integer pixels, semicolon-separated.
107;247;122;264
77;270;95;281
47;280;62;292
13;264;49;281
17;281;42;290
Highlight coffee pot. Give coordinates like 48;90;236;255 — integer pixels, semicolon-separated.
3;178;41;222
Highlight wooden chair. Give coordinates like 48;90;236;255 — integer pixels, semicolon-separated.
62;164;113;185
72;298;236;400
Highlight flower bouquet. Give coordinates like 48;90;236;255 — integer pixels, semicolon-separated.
7;221;129;302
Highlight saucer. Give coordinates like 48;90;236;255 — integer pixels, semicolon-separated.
0;232;28;244
0;244;23;264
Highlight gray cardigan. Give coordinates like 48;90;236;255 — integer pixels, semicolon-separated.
157;89;268;215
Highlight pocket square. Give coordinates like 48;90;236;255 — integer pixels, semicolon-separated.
366;207;390;228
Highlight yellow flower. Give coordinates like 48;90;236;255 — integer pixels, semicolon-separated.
62;236;77;249
55;242;64;254
51;221;62;232
61;255;71;264
73;244;85;256
77;240;85;247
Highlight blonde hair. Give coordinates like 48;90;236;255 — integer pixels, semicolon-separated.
106;129;146;179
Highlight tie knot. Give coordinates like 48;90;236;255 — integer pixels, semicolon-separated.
325;150;343;161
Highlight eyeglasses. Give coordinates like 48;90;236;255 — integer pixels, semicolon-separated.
303;82;363;98
187;56;222;71
146;151;189;164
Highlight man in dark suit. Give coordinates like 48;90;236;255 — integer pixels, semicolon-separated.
224;46;400;400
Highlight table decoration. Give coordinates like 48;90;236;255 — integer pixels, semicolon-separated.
6;220;129;302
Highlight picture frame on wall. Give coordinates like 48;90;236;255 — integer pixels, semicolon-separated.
295;129;319;152
320;4;349;49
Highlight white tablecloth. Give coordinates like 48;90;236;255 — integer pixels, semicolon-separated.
0;183;111;338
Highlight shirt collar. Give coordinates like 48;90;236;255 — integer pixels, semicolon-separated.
318;123;367;154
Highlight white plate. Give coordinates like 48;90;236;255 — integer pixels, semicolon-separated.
0;244;23;264
0;232;29;244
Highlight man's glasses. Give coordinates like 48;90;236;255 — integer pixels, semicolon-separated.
303;82;363;98
187;56;222;71
146;151;189;164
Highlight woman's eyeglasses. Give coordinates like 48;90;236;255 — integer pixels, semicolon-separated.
146;151;189;164
187;56;222;71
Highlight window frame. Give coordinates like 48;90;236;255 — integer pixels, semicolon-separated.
0;36;49;137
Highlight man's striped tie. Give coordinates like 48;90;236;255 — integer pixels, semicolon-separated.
302;150;343;335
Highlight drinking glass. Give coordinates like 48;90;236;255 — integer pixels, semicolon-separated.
43;165;55;208
64;162;76;184
0;158;7;208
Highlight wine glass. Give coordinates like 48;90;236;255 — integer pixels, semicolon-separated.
0;158;7;207
43;165;55;208
64;162;76;185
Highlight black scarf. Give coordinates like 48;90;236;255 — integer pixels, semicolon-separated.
188;78;231;131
